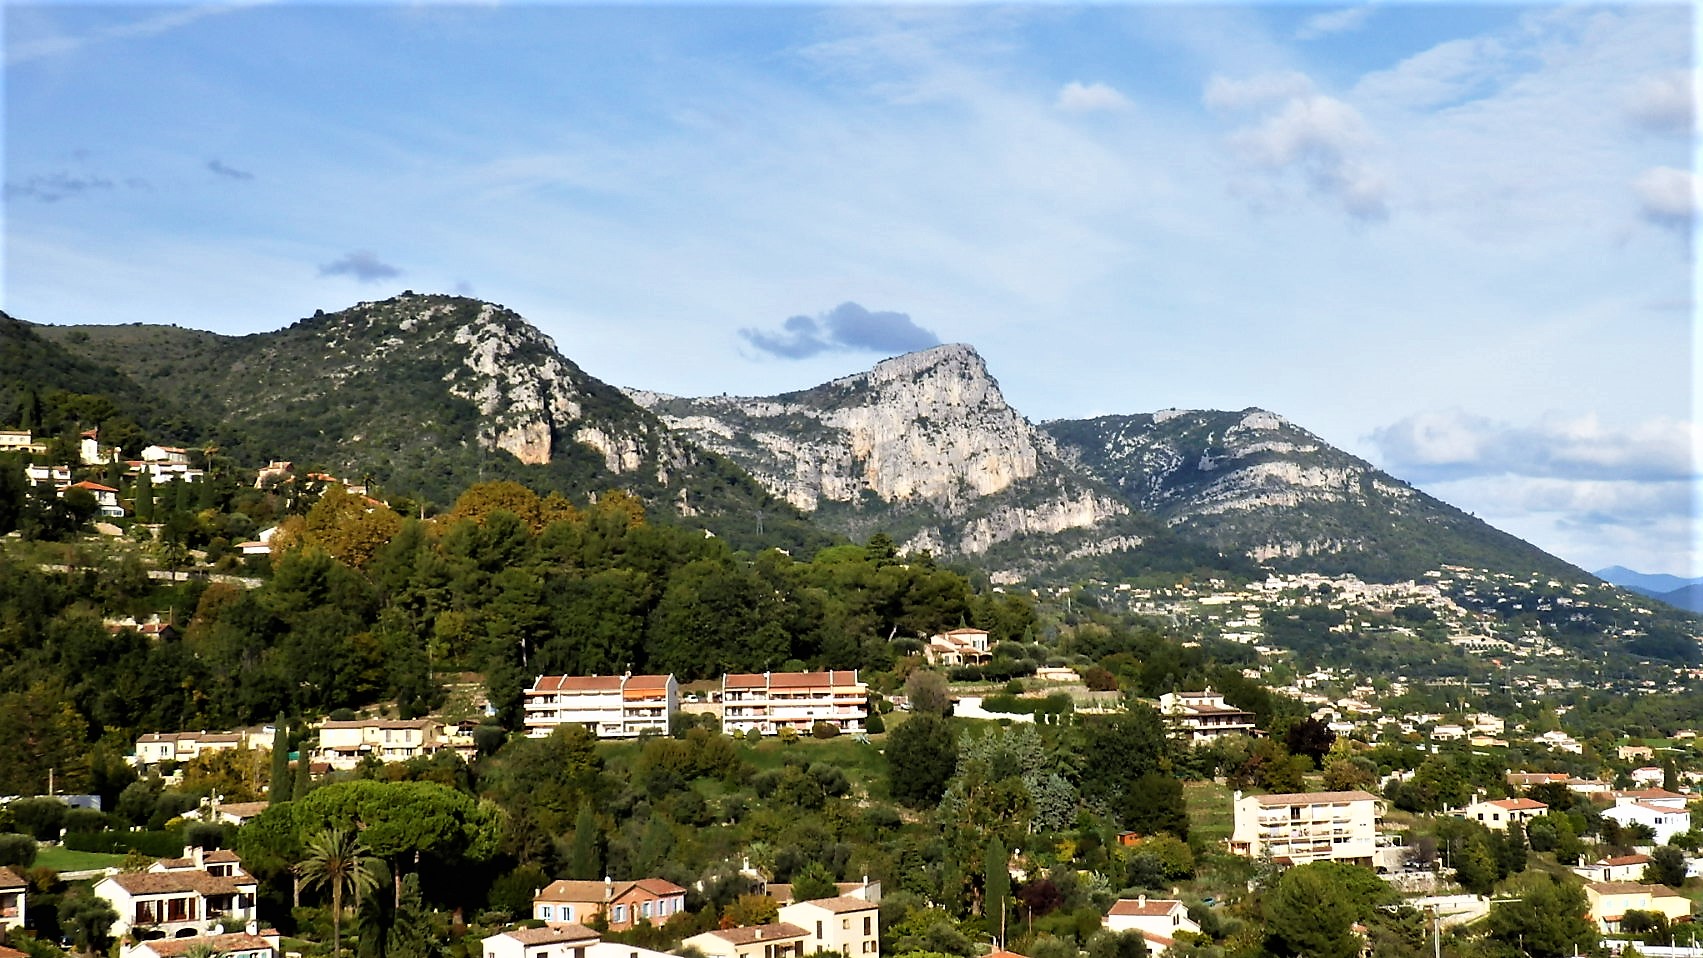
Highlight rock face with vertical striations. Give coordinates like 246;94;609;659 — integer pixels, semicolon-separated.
629;344;1130;566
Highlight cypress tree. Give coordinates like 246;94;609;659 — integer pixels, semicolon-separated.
269;716;289;806
292;747;312;801
568;803;601;880
984;835;1010;938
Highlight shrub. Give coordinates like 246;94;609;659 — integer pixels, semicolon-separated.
0;833;36;868
811;722;840;740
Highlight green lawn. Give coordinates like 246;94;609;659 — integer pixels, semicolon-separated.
1184;780;1234;845
34;847;126;872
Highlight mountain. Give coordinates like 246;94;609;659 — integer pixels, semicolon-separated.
629;344;1202;581
1041;408;1582;583
1596;568;1703;614
20;294;1588;585
1595;566;1703;595
28;293;831;552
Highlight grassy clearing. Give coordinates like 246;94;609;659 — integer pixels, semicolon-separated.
1185;779;1234;845
35;846;126;872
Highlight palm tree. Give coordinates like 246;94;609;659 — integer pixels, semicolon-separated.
298;827;382;958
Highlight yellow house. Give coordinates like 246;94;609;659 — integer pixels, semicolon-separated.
1583;881;1691;934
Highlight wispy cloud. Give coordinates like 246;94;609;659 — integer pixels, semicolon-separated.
206;159;254;181
1055;81;1130;114
318;250;402;282
3;171;147;203
1296;6;1375;41
1203;71;1315;112
740;302;940;360
1371;409;1699;483
7;2;270;66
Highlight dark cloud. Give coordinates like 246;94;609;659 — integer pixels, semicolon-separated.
206;159;254;180
741;302;940;359
318;250;402;282
4;172;116;202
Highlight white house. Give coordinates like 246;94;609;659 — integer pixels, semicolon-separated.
313;718;452;769
123;929;279;958
1602;793;1692;846
0;866;25;933
95;848;258;940
1459;797;1547;831
482;924;600;958
65;480;125;517
1573;854;1653;884
1157;689;1257;744
1103;897;1199;953
682;923;810;958
778;896;880;958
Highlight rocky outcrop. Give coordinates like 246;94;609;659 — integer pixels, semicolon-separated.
630;344;1126;556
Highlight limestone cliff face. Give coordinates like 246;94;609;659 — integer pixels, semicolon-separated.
328;295;675;475
629;344;1126;556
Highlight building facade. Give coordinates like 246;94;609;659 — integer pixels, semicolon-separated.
1228;790;1381;866
1157;690;1258;744
778;896;880;957
524;675;679;739
532;878;687;931
721;671;867;736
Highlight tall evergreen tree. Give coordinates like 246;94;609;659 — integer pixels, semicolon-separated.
269;716;290;806
984;835;1010;940
568;803;601;880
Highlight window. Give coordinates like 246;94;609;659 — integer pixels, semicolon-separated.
564;906;574;921
642;901;652;919
841;919;850;930
863;917;871;936
613;905;626;923
542;906;553;919
817;922;824;939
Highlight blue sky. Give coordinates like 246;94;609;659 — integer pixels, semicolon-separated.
4;2;1697;577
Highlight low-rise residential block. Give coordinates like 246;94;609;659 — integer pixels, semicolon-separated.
524;674;678;739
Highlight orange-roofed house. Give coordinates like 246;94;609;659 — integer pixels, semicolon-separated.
124;929;280;958
924;628;991;666
1103;896;1200;953
1584;881;1691;934
1460;797;1548;831
532;877;687;930
524;674;678;739
67;480;125;517
682;923;810;958
779;895;880;957
721;671;868;736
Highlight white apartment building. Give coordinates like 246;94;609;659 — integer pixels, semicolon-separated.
1228;790;1382;866
721;671;868;736
132;728;274;767
1602;791;1692;846
524;674;678;739
778;896;880;958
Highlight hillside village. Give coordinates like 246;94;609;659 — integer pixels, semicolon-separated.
3;428;1703;958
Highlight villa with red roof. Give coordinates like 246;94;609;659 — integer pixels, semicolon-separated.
721;671;868;736
532;877;686;930
523;674;678;739
1460;797;1548;831
924;628;991;666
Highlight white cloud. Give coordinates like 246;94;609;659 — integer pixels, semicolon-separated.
6;2;272;66
1633;166;1697;226
1296;6;1374;41
1202;71;1315;112
1055;81;1131;114
1225;93;1389;219
1352;36;1509;110
1371;409;1699;483
1624;69;1696;134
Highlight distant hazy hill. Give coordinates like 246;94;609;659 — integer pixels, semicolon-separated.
1597;566;1703;614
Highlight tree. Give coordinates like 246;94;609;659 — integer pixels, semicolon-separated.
567;803;603;880
1120;773;1188;839
58;888;118;956
1646;845;1688;888
790;862;839;903
886;714;958;808
904;671;951;717
1264;862;1392;958
1284;717;1336;768
298;827;383;958
983;836;1010;932
270;717;290;806
1486;873;1597;958
0;833;36;868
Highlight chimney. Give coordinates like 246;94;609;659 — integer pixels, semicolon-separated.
605;876;614;902
246;919;259;936
754;930;763;941
193;845;205;868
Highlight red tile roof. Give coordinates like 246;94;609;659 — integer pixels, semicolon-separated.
500;924;600;945
787;895;877;914
138;933;275;957
0;865;25;890
1250;790;1379;806
1108;898;1185;917
703;923;808;945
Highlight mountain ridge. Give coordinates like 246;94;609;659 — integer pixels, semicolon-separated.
14;292;1586;584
